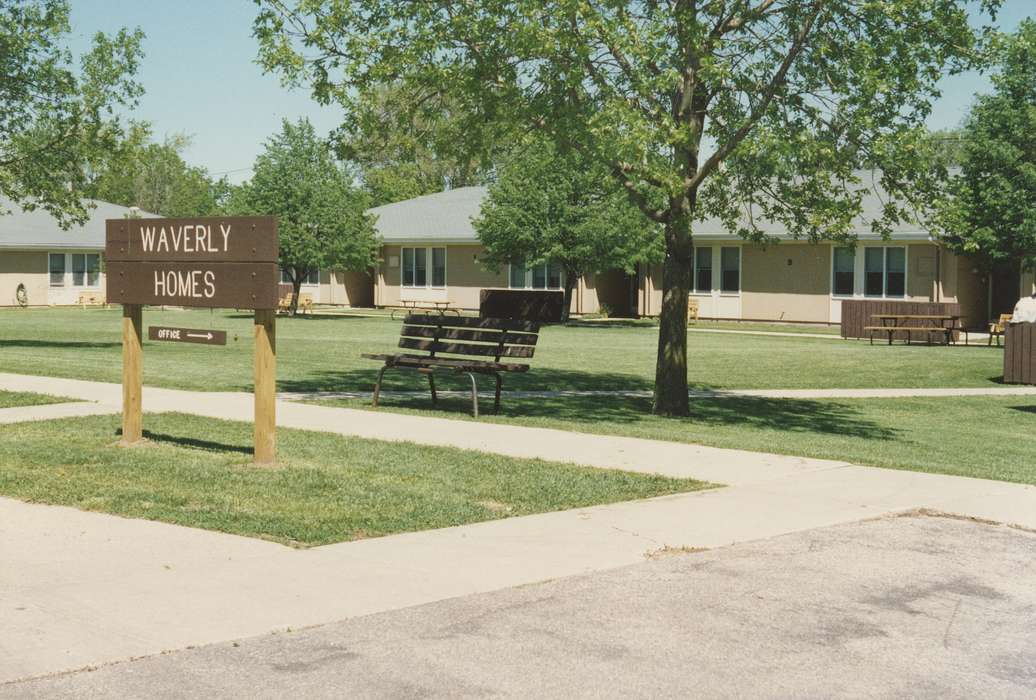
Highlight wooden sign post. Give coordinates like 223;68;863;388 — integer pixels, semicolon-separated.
106;216;279;464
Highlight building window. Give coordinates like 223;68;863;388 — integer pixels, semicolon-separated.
49;253;65;287
694;247;712;293
71;253;101;287
832;247;855;296
864;247;905;298
886;247;906;297
280;267;318;285
864;248;884;297
402;247;446;288
720;247;740;293
509;260;563;289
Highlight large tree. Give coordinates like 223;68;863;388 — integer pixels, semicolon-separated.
1;0;143;225
475;138;662;321
938;19;1036;278
338;82;502;206
232;118;378;315
255;0;998;414
85;123;231;217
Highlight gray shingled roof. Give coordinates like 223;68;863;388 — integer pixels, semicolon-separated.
0;197;157;250
368;186;487;242
367;174;933;243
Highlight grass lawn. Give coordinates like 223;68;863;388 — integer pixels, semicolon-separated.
0;412;709;546
0;390;73;408
0;307;1004;393
308;393;1036;486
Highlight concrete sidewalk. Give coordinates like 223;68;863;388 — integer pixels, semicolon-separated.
2;371;1036;684
0;402;118;425
14;516;1036;698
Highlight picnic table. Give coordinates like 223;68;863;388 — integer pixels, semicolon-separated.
391;300;459;319
865;314;968;346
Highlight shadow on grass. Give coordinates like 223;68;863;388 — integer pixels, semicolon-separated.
303;372;896;441
279;366;659;394
0;339;120;349
1009;405;1036;415
140;430;253;455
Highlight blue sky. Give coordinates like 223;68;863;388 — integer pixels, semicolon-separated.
67;1;1032;184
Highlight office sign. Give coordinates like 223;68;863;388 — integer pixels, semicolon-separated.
148;326;228;346
105;216;278;309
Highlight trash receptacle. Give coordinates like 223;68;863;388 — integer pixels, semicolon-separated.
1004;322;1036;385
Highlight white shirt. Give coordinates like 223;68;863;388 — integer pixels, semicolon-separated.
1012;296;1036;324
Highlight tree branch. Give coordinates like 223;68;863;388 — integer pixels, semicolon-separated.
687;2;822;192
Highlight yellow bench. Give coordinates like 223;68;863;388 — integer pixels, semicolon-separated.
277;292;315;315
687;297;700;323
77;292;106;309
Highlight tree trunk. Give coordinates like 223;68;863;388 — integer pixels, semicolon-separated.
653;214;693;416
290;274;303;317
561;271;577;323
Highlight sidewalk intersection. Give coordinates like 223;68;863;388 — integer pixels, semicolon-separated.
1;371;1035;684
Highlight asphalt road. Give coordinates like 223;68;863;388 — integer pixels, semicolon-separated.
6;514;1035;699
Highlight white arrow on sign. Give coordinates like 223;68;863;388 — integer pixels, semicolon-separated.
187;332;214;340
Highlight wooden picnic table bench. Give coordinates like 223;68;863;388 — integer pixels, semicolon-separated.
390;299;460;320
865;314;968;346
362;313;540;416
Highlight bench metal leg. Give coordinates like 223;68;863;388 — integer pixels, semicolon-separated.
493;373;502;414
428;373;438;406
372;365;389;407
466;372;479;418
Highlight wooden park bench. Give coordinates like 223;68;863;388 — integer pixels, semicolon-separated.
687;297;700;324
988;313;1012;347
362;314;539;417
363;289;563;417
77;291;106;309
277;292;314;315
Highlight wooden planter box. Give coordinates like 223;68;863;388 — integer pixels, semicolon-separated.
840;299;963;341
1004;323;1036;385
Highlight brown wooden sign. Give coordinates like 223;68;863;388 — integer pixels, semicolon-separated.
105;216;279;310
106;262;279;309
148;326;227;346
109;216;279;464
105;217;278;263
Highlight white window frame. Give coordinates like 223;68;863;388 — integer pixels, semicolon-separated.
507;260;564;290
691;244;742;297
401;246;447;289
49;251;102;289
830;245;908;300
48;253;66;288
864;245;907;299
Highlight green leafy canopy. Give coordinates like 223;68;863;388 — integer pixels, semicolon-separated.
231;118;379;300
475;137;663;291
254;0;1001;414
1;0;144;226
938;19;1036;274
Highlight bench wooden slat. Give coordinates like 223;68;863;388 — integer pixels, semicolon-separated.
398;337;535;358
863;326;948;333
362;352;530;373
400;324;539;346
405;314;540;332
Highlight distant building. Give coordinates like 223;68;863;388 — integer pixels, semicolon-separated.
0;198;158;307
367;185;1034;325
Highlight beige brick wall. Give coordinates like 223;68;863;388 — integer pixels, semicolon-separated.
376;244;507;310
0;251;48;306
740;242;831;322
